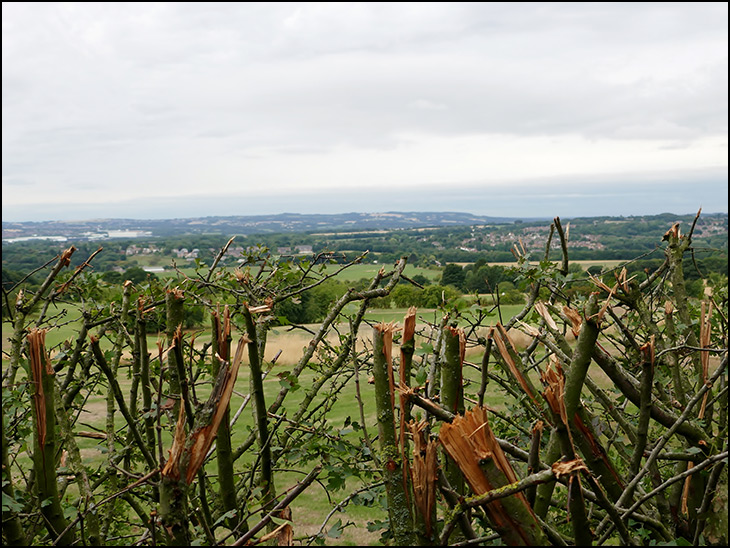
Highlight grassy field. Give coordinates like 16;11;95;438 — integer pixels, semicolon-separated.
136;261;442;283
316;263;442;282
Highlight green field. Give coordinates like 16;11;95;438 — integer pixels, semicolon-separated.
140;258;626;281
143;262;442;289
317;263;442;282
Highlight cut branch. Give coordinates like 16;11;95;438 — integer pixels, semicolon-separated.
439;406;547;545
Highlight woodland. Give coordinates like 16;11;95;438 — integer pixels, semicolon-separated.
1;211;728;546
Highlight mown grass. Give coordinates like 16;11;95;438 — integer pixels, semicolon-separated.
152;262;442;283
316;263;442;283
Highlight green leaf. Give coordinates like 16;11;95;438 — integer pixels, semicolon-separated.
416;343;433;356
327;519;343;538
327;468;347;491
63;506;78;520
367;519;389;532
212;509;238;527
270;515;293;528
2;491;23;513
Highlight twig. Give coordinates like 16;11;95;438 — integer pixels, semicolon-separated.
597;353;728;536
232;465;322;546
205;236;236;283
53;468;160;546
307;481;385;544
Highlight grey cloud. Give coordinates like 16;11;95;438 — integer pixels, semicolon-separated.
6;4;726;149
2;3;727;219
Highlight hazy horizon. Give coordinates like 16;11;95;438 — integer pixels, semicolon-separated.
2;171;727;223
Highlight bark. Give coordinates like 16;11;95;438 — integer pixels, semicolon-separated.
441;326;465;416
535;294;599;519
231;465;322;546
540;363;592;546
591;346;709;445
159;337;247;544
553;216;570;277
531;431;560;520
441;325;466;500
437;469;478;544
137;305;156;455
90;337;156;470
103;280;131;534
166;288;185;415
426;314;449;401
28;329;75;546
126;286;141;472
408;420;438;544
5;247;75;389
491;323;545;418
232;258;408;462
598;355;728;539
399;307;417;430
692;442;728;545
526;421;543;507
630;339;655;477
372;323;418;546
242;305;275;513
159;413;190;546
2;411;26;545
60;321;88;407
562;294;600;420
211;307;238;525
54;382;102;545
439;407;547;545
572;406;625;503
477;331;494;407
663;303;688;407
665;223;703;380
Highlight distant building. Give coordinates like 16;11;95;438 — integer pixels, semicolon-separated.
172;248;199;259
106;230;153;239
2;235;68;243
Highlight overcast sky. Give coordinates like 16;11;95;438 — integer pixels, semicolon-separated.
2;2;727;222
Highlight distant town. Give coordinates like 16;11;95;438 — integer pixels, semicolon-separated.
1;211;527;242
3;211;726;277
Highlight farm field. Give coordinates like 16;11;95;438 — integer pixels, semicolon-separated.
487;259;627;269
152;262;443;282
316;263;442;282
1;301;527;364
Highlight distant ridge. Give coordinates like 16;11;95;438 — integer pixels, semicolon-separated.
3;211;542;240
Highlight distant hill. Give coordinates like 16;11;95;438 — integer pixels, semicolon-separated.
2;211;537;240
2;211;726;279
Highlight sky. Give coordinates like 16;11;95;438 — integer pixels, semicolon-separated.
2;2;728;222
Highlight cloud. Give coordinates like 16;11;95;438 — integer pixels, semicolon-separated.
1;3;727;220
